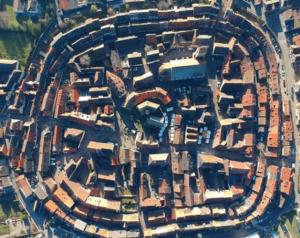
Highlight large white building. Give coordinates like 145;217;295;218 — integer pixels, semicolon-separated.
159;58;207;81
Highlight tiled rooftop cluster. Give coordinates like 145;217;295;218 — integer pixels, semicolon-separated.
0;2;294;238
282;8;300;70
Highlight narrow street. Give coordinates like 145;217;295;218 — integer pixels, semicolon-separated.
10;170;45;234
240;0;300;208
276;15;300;206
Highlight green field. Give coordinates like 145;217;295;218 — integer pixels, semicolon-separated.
280;211;300;238
0;223;9;236
0;31;32;68
0;198;27;222
0;0;56;68
0;0;36;68
0;0;22;30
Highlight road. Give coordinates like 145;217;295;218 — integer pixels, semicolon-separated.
274;13;300;206
10;170;45;236
239;0;300;209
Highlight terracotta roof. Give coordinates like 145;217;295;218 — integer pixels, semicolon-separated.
64;128;84;139
98;169;116;182
280;167;292;182
198;154;224;165
52;125;62;146
258;85;268;104
267;126;279;148
244;133;254;147
242;89;256;107
256;160;266;177
256;195;270;217
44;200;59;214
55;207;67;220
293;34;300;46
73;205;90;219
258;68;267;80
229;161;252;172
43;177;57;194
140;196;162;208
58;171;90;202
231;185;244;197
58;0;71;10
252;176;263;194
124;87;171;109
282;100;291;117
53;187;75;209
16;175;32;198
106;71;126;98
0;128;4;139
282;120;293;142
87;141;115;152
254;56;265;70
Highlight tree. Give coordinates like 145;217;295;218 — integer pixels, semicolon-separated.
79;54;91;68
107;7;115;16
90;4;98;14
0;0;7;11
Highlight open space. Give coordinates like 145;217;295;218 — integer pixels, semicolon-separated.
281;212;300;238
0;198;27;222
0;223;10;236
0;0;22;30
0;30;32;68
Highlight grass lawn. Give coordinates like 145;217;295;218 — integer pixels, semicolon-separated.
282;211;300;238
122;197;134;204
0;223;9;236
0;0;23;30
295;71;300;81
0;30;32;68
0;197;27;222
123;187;132;196
0;0;56;68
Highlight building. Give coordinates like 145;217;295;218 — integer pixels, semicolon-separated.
87;141;115;157
263;0;281;11
159;58;206;81
6;4;294;237
13;0;41;17
137;101;160;115
148;153;170;166
57;0;88;11
38;128;51;173
0;177;14;197
213;42;229;56
196;34;213;46
16;175;33;200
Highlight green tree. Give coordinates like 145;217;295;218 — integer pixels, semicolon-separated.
90;4;98;14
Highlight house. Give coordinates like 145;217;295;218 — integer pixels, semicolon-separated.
16;175;33;200
53;187;75;210
38;128;51;173
87;141;115;154
159;58;206;81
0;59;21;92
0;176;14;197
148;153;170;166
13;0;42;17
213;42;229;56
263;0;280;11
64;128;85;143
136;101;160;115
57;0;88;11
